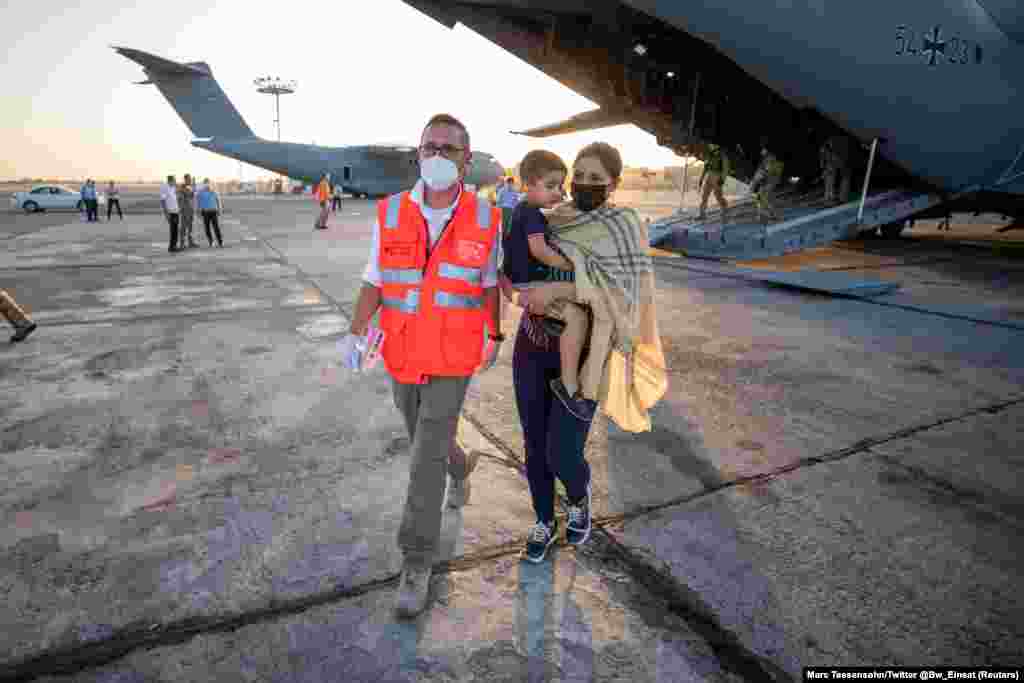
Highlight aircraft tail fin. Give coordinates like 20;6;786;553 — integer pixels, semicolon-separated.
114;46;256;140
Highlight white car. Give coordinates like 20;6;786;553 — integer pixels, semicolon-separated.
10;185;106;214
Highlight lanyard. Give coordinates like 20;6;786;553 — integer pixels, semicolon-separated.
422;201;459;273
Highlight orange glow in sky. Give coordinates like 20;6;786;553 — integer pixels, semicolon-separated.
0;0;687;181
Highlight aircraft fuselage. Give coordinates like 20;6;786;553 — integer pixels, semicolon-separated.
194;138;503;197
402;0;1024;216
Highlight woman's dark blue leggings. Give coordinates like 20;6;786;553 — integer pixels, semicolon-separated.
513;325;593;524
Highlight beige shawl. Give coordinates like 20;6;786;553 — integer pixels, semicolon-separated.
546;203;668;432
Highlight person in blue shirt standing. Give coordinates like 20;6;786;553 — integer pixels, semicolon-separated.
196;179;224;247
495;176;522;240
80;179;99;222
496;177;521;209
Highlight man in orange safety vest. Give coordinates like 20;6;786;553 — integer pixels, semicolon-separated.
340;113;503;618
314;172;331;229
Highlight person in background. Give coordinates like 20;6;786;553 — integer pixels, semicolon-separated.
496;176;523;239
496;177;521;210
331;181;343;213
697;144;730;223
0;290;37;343
197;178;224;247
820;135;853;205
80;179;99;222
160;174;181;253
178;174;198;248
314;172;331;229
750;146;785;223
106;180;123;220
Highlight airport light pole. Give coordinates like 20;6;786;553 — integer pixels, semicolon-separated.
254;76;296;191
254;76;296;142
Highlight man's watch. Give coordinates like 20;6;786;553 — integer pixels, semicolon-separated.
488;333;506;343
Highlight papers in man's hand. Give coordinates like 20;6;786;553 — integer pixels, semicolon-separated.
362;326;385;370
337;327;386;373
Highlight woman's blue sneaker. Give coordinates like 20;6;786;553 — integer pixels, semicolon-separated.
522;520;558;563
566;484;592;546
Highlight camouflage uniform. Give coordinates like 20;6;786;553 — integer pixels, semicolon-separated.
178;180;197;248
751;151;785;222
821;135;853;204
698;145;730;223
0;290;37;342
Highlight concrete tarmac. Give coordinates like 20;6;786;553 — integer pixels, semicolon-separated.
1;198;1022;682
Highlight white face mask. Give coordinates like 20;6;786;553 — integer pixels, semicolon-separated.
420;155;460;191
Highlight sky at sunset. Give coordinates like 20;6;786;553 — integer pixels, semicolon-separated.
1;0;687;181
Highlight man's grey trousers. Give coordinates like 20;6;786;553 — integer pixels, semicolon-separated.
392;375;473;568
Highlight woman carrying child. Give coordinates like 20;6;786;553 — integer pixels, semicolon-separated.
500;142;667;564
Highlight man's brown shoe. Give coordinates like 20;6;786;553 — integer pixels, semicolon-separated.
394;564;432;618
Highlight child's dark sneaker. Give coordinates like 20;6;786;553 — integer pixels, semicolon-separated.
550;378;597;421
523;520;557;563
565;484;592;546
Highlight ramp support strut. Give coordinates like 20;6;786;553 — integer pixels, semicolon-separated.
857;137;880;224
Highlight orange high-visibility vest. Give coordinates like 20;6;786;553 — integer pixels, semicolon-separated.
315;180;330;202
376;188;499;384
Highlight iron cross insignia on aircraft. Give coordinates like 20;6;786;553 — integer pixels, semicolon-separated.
923;25;946;65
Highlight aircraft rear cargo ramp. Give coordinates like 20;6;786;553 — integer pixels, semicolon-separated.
651;190;944;261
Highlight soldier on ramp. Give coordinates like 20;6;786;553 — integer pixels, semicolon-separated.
698;144;731;223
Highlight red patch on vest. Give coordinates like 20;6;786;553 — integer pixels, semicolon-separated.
384;244;414;259
455;239;486;262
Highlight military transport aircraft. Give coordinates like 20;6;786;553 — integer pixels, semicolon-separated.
399;1;1024;233
115;47;504;197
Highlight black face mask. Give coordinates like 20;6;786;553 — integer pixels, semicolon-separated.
571;182;609;212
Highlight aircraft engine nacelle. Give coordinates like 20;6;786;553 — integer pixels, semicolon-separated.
466;153;504;188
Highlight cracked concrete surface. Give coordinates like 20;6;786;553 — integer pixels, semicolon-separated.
1;199;1023;681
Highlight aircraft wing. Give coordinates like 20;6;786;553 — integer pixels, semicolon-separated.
512;108;633;138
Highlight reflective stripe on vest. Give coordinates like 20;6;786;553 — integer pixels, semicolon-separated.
384;193;402;229
382;289;420;313
380;268;423;285
387;193;491;231
476;197;492;230
434;291;482;310
438;262;481;285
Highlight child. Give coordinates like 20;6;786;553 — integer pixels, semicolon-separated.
502;150;593;420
